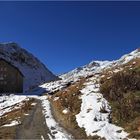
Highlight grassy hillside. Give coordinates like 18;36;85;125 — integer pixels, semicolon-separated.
100;60;140;139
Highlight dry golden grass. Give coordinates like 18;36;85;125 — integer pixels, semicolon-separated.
100;58;140;84
0;125;17;139
99;60;140;139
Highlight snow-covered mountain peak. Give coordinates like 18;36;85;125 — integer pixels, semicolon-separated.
60;49;140;82
84;61;100;69
117;48;140;65
60;60;112;82
0;42;58;92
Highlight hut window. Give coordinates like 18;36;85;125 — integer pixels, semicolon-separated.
4;81;7;85
0;75;4;80
4;67;7;71
0;81;7;85
0;67;7;71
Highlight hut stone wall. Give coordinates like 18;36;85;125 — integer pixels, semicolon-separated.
0;59;23;93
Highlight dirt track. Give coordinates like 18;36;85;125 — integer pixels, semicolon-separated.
15;99;50;139
0;98;71;140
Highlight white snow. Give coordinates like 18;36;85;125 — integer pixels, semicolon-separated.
31;102;37;106
113;69;121;73
76;76;129;140
0;94;29;116
117;49;140;65
40;79;72;94
40;96;72;140
60;61;113;82
24;113;29;116
53;97;59;101
62;108;69;114
1;120;21;127
41;135;45;140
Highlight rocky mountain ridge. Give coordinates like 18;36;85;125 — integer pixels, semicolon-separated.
0;42;58;92
60;48;140;81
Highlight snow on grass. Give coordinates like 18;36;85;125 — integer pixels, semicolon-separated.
1;120;21;127
0;94;29;116
117;49;140;65
62;108;69;114
40;96;72;140
41;80;69;94
60;61;113;82
76;76;129;140
41;135;45;140
31;102;37;106
24;113;29;116
53;97;59;101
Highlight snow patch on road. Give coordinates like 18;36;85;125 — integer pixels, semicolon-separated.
41;135;45;140
40;96;72;140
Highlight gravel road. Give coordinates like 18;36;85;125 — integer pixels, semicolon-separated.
15;99;50;139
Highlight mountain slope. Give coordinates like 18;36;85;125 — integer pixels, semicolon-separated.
60;48;140;82
0;42;58;92
41;48;140;140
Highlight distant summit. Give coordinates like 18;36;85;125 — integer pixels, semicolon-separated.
60;48;140;81
0;42;58;92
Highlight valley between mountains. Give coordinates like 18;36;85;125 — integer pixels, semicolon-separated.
0;47;140;140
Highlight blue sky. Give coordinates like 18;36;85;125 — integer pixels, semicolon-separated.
0;1;140;74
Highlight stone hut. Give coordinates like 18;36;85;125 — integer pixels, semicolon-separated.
0;59;23;93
